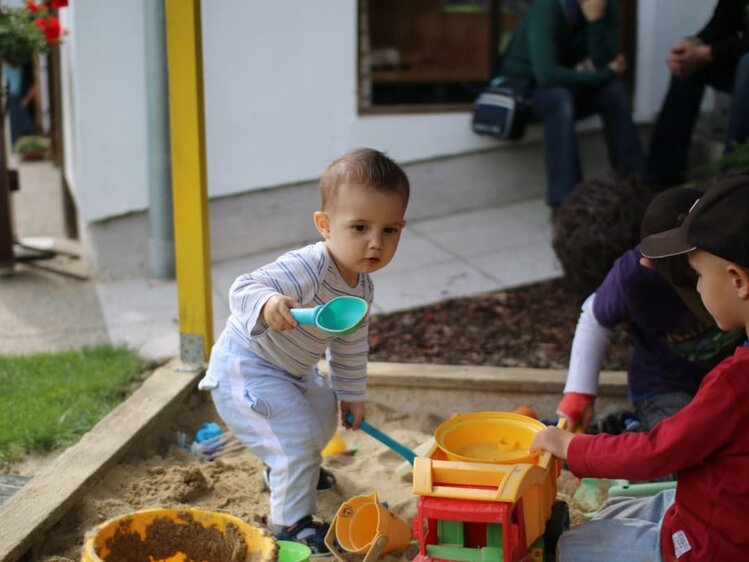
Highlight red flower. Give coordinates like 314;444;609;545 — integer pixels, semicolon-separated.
26;1;39;13
50;0;68;8
36;17;62;45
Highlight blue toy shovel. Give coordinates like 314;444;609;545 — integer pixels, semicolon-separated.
291;296;368;337
345;414;416;466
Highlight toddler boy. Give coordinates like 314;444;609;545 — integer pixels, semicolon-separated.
199;148;409;553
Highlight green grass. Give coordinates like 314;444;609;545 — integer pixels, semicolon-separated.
0;345;145;468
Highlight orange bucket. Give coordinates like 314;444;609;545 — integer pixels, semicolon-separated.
80;507;276;562
434;411;546;464
325;492;411;561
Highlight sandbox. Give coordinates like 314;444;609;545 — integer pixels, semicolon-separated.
2;361;628;561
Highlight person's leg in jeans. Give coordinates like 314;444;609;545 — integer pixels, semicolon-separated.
725;52;749;153
645;73;707;186
635;391;694;432
558;489;675;561
593;80;645;179
532;86;581;207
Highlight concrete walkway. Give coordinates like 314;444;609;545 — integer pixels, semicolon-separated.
0;159;561;360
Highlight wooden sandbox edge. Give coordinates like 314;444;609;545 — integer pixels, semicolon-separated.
365;362;628;395
0;359;203;562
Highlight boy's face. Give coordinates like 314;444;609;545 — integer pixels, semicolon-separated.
314;183;407;287
688;250;745;331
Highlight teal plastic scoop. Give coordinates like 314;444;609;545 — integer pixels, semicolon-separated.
290;296;368;336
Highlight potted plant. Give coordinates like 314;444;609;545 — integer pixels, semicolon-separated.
0;1;65;67
13;134;50;161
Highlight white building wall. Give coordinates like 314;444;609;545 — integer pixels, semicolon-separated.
60;2;149;222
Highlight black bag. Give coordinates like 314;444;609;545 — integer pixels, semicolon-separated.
471;77;533;141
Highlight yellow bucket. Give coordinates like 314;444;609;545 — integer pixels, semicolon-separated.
326;492;411;560
434;411;546;464
80;507;277;562
321;433;347;457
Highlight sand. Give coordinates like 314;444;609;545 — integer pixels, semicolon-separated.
30;391;582;561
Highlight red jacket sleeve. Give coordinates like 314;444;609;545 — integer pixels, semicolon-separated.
567;360;743;480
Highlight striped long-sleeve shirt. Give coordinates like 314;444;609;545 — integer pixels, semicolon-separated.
224;241;373;401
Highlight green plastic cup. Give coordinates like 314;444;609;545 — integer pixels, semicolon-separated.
290;296;368;336
277;540;312;562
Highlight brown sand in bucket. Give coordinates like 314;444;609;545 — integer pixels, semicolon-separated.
100;514;245;562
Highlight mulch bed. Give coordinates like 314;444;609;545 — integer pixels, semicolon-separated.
369;277;630;370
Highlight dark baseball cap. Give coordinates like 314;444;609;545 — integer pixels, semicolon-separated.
641;174;749;267
639;186;713;325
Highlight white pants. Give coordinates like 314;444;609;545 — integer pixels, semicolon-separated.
203;332;337;526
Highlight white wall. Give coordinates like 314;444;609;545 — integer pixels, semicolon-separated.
61;2;149;222
634;0;717;119
200;0;493;199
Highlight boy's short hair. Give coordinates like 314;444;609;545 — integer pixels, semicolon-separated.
320;148;410;210
641;174;749;267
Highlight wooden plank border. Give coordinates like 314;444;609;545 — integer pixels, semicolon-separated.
365;362;628;395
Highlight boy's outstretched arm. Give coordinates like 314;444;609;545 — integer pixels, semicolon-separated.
531;426;575;460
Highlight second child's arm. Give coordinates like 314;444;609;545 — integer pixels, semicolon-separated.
558;293;612;431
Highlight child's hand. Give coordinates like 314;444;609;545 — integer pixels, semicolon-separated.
261;294;299;331
530;427;574;460
341;401;366;430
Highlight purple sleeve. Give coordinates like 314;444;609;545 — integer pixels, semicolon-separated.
590;248;641;327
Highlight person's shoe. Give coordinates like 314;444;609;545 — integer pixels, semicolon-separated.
273;515;330;554
262;466;336;491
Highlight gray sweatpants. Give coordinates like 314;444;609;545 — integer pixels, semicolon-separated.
202;332;337;527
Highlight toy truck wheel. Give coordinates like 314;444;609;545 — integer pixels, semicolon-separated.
544;499;570;557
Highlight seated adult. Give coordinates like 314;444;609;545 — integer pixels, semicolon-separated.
646;0;749;188
497;0;645;209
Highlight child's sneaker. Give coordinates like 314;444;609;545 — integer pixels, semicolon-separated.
262;466;336;491
273;515;330;554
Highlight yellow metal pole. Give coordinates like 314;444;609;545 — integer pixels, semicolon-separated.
164;0;213;364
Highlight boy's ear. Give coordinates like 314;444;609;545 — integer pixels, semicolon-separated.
728;264;749;299
313;211;331;239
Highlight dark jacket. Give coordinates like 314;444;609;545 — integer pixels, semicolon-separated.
697;0;749;63
497;0;618;87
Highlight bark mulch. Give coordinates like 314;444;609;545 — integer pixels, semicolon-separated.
368;277;630;370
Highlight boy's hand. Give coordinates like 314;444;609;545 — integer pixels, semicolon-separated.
531;427;575;460
261;294;299;331
341;401;366;430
